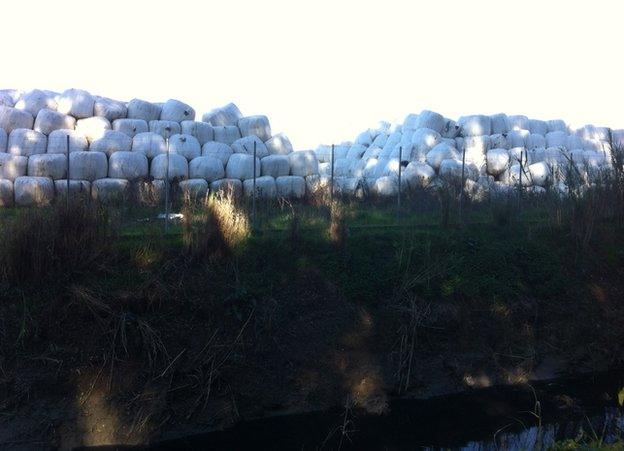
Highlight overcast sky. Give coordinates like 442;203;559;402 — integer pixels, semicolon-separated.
4;0;623;149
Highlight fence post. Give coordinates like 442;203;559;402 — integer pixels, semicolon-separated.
330;144;335;203
66;134;70;211
164;130;170;233
397;146;402;221
518;149;523;213
459;146;466;224
252;140;257;230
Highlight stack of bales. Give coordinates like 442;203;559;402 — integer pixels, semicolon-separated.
0;88;320;206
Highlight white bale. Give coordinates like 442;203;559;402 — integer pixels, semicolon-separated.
225;153;261;180
441;119;461;138
371;132;388;148
528;119;548;135
362;146;382;160
33;108;76;135
91;178;129;203
439;159;478;183
75;116;111;142
347;144;367;159
332;158;366;178
213;125;241;145
275;175;305;199
404;162;435;188
582;138;603;152
28;154;67;180
168;134;201;160
566;134;584;151
355;130;373;146
404;110;445;133
112;118;149;138
490;113;509;134
318;162;331;176
315;144;348;162
289;150;319;177
210;178;243;197
160;99;195;122
90;130;132;157
0;89;21;104
15;89;57;116
583;151;607;167
454;137;464;150
181;121;214;145
0;106;34;133
108;151;149;181
150;153;189;180
503;163;532;186
507;130;530;148
0;179;13;206
486;148;510;176
0;154;28;180
179;179;209;201
132;132;167;159
528;161;551;186
333;177;360;196
305;174;329;193
69;151;108;181
238;115;271;142
383;132;402;152
372;176;399;196
544;131;567;149
265;133;293;156
57;89;94;119
54;180;91;198
93;96;127;122
243;176;277;198
543;147;569;166
202;141;233;165
611;130;624;148
189;156;225;182
149;120;181;138
0;128;6;152
576;125;610;141
14;176;55;206
489;134;509;149
459;115;491;136
526;133;546;149
411;128;441;158
127;99;162;121
464;135;490;165
202;103;242;126
8;129;47;157
261;155;290;178
547;120;567;133
0;92;15;108
426;143;459;171
508;115;529;131
362;158;386;179
232;135;269;158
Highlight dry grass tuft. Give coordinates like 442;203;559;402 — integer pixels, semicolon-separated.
329;200;349;250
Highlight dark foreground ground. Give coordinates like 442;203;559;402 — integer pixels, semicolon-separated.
1;191;624;449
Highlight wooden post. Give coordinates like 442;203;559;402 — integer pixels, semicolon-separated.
66;134;70;211
165;131;170;233
252;140;257;230
330;144;335;203
518;149;523;212
397;146;402;221
459;146;466;224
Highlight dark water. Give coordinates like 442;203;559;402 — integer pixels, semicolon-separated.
88;371;624;450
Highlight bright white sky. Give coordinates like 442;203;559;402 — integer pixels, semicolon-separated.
4;0;623;149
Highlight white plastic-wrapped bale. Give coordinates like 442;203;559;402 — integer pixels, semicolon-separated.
179;179;209;201
566;134;584;151
238;115;271;142
225;153;261;180
8;129;47;157
210;178;243;197
332;158;366;178
213;126;241;145
318;162;330;176
526;133;546;150
490;113;509;134
149;120;181;138
576;125;610;141
168;134;201;160
189;156;225;182
276;175;305;199
54;180;91;198
108;151;149;181
202;141;233;165
528;119;548;136
508;115;529;131
91;178;129;203
486;148;510;176
404;162;435;188
315;144;347;163
160;99;195;122
260;155;290;178
0;128;6;152
583;151;607;167
489;134;509;149
403;110;445;133
305;174;330;194
547;120;567;133
47;129;88;154
362;146;382;160
347;144;367;159
582;139;604;152
27;154;66;180
181;121;214;145
243;176;277;199
372;175;399;196
202;103;243;126
441;119;460;138
75;116;111;142
459;115;491;136
333;177;360;196
439;159;478;183
464;135;490;166
507;129;530;148
545;131;567;149
132;132;167;159
426;143;459;171
0;154;27;180
411;128;441;160
371;133;388;148
127;99;162;121
56;89;94;119
94;96;127;121
362;158;386;180
33;109;76;135
265;133;293;156
289;150;319;177
0;89;21;104
0;179;13;206
355;130;373;146
529;161;551;186
14;176;55;206
150;153;189;181
90;130;132;157
503;163;532;186
15;89;57;116
0;106;34;133
69;151;108;181
382;132;402;153
0;92;15;107
113;118;149;138
610;130;624;148
231;135;269;158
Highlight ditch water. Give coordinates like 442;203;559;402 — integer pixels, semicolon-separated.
91;370;624;450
